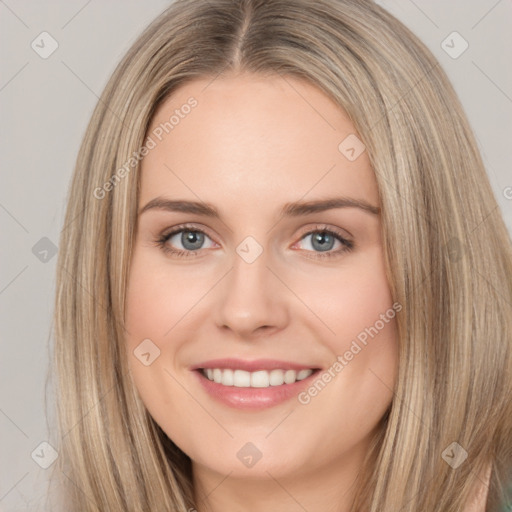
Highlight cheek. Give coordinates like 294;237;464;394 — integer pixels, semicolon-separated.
124;251;210;345
294;246;399;414
298;246;397;354
123;250;201;441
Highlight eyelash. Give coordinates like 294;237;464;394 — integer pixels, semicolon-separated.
155;223;354;260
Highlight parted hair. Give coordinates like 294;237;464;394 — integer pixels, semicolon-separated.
51;0;512;510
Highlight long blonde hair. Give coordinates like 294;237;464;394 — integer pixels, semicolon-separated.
51;0;512;510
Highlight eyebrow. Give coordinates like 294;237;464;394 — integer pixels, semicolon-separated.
139;196;380;218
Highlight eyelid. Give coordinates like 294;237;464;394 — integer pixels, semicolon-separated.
159;222;352;243
290;224;354;258
156;222;354;258
159;222;218;242
157;223;219;257
294;223;353;242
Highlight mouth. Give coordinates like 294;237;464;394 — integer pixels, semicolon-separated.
190;359;322;409
199;367;317;387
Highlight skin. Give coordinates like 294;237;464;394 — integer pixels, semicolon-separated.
125;72;399;512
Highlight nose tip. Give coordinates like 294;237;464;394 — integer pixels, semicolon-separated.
218;319;277;340
213;250;289;339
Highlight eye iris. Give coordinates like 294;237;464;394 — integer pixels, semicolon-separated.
312;232;335;252
182;231;204;250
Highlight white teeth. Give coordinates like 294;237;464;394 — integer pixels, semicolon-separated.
202;368;314;387
233;370;251;387
269;369;285;386
221;368;234;386
297;369;313;380
251;370;269;388
284;369;296;384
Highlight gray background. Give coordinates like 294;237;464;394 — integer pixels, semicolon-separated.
1;1;511;510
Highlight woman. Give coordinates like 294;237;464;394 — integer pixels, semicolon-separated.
51;0;512;510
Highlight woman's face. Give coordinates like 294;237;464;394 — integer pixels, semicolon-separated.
125;73;398;486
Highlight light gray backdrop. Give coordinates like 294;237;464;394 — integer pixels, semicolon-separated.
1;1;511;510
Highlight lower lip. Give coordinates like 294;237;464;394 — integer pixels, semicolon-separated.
193;369;319;410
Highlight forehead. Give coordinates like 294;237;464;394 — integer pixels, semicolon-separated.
140;73;379;211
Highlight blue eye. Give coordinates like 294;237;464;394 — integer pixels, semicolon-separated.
157;226;215;257
294;228;354;259
156;224;354;259
300;231;343;252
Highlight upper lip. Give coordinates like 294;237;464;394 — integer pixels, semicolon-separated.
190;358;321;372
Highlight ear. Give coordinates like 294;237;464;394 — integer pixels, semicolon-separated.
464;463;492;512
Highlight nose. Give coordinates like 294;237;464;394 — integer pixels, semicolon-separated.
213;246;290;339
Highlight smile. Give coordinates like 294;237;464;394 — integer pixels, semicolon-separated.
191;359;322;409
201;368;314;387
